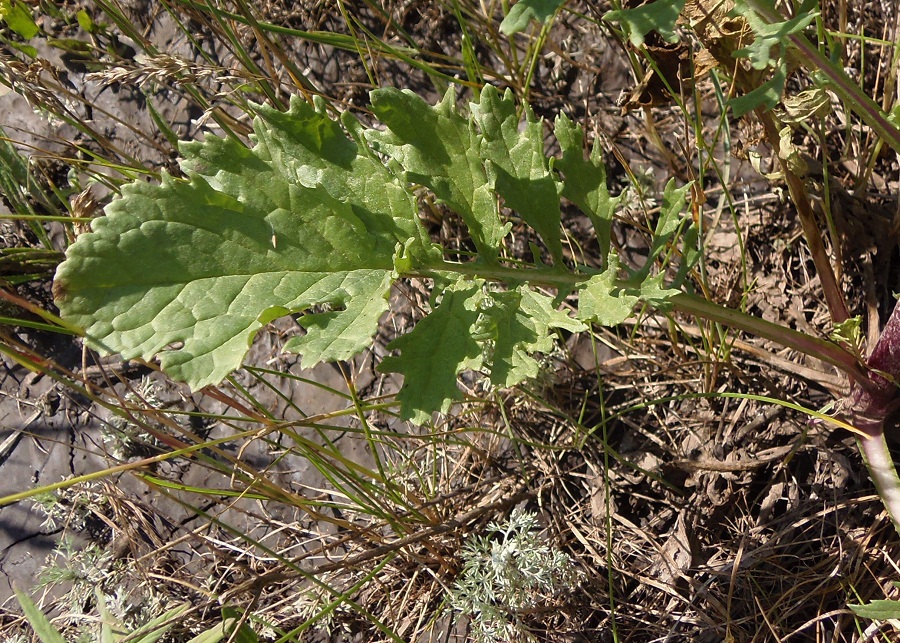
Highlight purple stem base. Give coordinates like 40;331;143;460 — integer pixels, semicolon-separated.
849;299;900;532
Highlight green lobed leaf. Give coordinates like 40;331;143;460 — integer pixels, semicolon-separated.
499;0;566;36
380;282;585;422
472;85;564;265
672;212;701;288
285;272;395;367
55;96;427;389
637;273;680;311
182;96;434;263
603;0;685;47
727;0;816;116
619;178;696;309
367;87;511;263
554;112;620;265
577;253;637;326
729;63;786;117
830;316;863;349
378;281;484;424
480;287;585;386
628;178;692;285
55;87;693;425
732;1;818;70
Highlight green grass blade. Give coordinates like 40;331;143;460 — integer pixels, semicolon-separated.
13;588;66;643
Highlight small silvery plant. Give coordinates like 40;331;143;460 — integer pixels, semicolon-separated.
450;508;578;642
103;376;166;460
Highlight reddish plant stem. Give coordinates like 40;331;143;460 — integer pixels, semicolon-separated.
846;299;900;530
850;299;900;436
755;112;850;325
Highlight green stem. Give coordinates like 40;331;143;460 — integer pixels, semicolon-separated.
669;292;865;380
414;260;868;383
857;431;900;534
